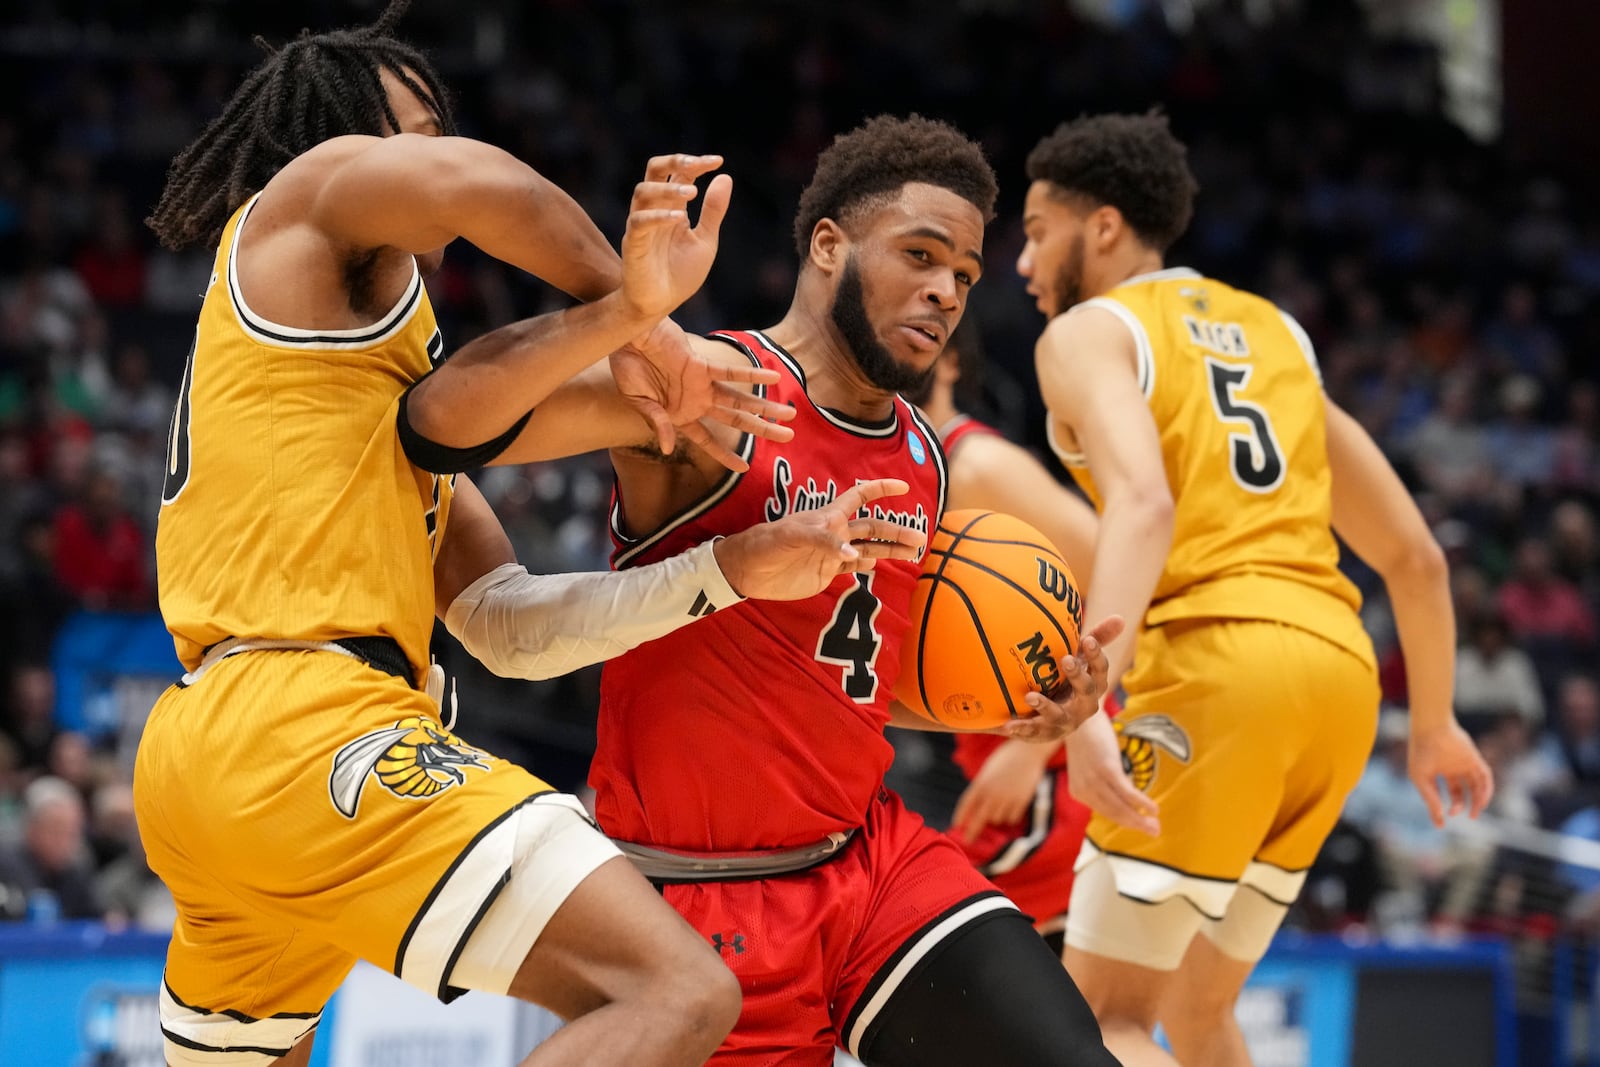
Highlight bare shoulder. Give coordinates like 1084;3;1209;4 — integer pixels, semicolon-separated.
256;135;384;206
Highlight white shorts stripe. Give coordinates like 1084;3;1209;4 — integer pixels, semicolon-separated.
159;982;319;1066
843;895;1018;1057
1074;838;1235;919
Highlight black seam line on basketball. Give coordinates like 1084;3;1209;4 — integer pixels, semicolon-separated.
937;552;1075;672
914;514;976;722
436;865;513;1001
740;330;899;438
228;260;421;346
161;978;321;1023
927;533;1059;557
393;789;553;978
937;513;1025;720
160;1027;294;1057
842;890;1012;1052
612;333;760;568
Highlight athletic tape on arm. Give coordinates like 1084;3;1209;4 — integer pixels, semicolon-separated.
444;540;743;679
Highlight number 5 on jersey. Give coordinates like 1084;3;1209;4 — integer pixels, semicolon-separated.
816;573;883;702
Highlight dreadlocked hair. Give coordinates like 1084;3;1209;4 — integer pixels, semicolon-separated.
1025;112;1198;254
792;114;997;260
146;0;456;251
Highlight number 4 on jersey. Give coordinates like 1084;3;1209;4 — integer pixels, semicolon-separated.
816;573;883;703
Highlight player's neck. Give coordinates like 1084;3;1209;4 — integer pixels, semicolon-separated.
1094;249;1167;297
765;305;900;422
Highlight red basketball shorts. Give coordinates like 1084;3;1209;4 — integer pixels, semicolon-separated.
661;790;1015;1065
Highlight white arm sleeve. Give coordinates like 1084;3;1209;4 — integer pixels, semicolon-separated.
444;540;744;680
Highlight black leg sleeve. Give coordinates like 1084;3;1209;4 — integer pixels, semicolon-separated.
858;909;1118;1067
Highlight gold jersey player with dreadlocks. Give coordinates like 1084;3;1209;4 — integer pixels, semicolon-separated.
133;5;933;1065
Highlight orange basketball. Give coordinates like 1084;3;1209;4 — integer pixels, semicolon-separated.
900;509;1084;730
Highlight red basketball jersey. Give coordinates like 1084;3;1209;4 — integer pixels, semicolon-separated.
934;414;1071;779
594;330;947;851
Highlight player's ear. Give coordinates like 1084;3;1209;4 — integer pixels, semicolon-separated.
810;219;847;275
1090;204;1123;254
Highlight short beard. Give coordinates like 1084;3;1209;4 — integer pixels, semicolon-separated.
831;256;936;395
1051;233;1086;315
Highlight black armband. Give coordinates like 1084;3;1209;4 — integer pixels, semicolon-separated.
397;380;534;474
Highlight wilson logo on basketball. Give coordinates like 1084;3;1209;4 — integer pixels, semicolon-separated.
1115;715;1192;792
1035;557;1082;624
1011;631;1062;693
328;716;490;818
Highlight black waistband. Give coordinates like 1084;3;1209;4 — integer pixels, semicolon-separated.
201;636;414;686
333;636;414;684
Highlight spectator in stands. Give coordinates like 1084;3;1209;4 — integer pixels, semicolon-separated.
0;775;103;921
1404;372;1491;503
0;663;57;776
1454;610;1545;730
1498;535;1597;650
94;783;173;932
1539;673;1600;787
1344;708;1489;932
1486;375;1557;491
1552;383;1600;494
50;465;149;610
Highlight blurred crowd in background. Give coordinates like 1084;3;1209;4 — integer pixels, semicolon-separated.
1;0;1598;977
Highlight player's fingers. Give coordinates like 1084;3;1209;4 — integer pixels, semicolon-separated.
678;420;749;472
707;363;781;386
711;381;796;422
710;405;796;443
1085;615;1126;648
1103;776;1161;837
1471;762;1495;818
622;396;676;455
846;517;925;548
643;153;724;183
830;478;911;516
625;209;689;231
1413;774;1446;828
694;173;732;241
632;180;701;208
849;541;921;563
1447;776;1467;819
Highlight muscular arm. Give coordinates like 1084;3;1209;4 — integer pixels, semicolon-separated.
310;134;620;300
1035;308;1173;693
1325;396;1493;822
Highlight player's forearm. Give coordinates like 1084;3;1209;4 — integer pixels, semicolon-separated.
445;541;742;681
451;165;621;302
405;292;654;450
1382;542;1457;734
1082;489;1173;692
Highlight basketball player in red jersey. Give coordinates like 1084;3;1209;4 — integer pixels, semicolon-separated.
905;318;1109;955
500;116;1122;1066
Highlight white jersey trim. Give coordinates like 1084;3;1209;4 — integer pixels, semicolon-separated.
1278;310;1323;385
1070;296;1155;399
226;193;424;351
1045;418;1088;469
747;330;901;438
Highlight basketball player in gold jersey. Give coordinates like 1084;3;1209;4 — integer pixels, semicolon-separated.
1016;112;1494;1067
134;6;932;1066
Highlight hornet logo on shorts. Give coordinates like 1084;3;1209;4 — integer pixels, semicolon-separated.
1115;715;1192;792
329;716;490;818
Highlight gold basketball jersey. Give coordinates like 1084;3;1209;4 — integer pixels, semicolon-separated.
1049;267;1368;659
157;193;452;675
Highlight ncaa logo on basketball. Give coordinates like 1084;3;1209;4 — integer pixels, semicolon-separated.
328;716;490;818
1010;631;1062;693
907;430;927;465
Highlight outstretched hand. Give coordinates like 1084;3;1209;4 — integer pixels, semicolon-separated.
714;479;927;601
619;153;732;321
611;319;795;471
1409;721;1495;827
